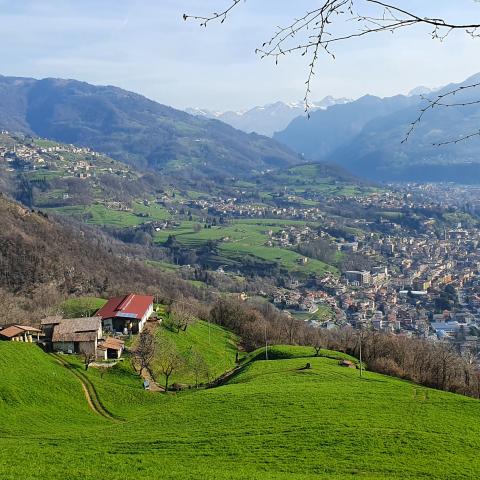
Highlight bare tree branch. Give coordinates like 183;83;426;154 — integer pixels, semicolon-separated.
403;82;480;143
185;1;480;142
434;129;480;146
183;0;243;27
184;1;480;111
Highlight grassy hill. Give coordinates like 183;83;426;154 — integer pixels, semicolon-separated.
256;162;377;200
2;342;480;479
155;219;337;278
154;320;239;386
60;297;107;318
0;343;103;433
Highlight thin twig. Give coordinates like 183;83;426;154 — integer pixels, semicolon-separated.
184;1;480;141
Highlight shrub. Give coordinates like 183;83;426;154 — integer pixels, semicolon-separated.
369;357;405;378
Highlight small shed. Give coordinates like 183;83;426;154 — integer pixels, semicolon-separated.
0;325;42;342
97;337;125;360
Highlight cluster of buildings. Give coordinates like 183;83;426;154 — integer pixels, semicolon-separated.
265;225;319;248
0;294;154;360
273;289;334;315
0;134;130;180
186;198;325;222
270;223;480;357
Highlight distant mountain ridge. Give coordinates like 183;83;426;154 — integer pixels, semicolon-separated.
274;94;422;160
0;75;302;179
186;96;351;136
274;73;480;183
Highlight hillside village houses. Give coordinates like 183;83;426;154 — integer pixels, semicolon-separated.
1;294;153;361
0;134;131;179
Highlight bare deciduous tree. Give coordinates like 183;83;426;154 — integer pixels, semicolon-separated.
310;329;324;356
131;330;156;377
187;348;210;388
185;1;480;140
154;335;185;392
168;302;197;332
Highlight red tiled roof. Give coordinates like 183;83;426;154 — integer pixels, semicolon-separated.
98;337;125;351
96;294;154;321
0;325;42;338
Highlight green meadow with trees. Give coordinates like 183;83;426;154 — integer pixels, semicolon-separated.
2;339;480;480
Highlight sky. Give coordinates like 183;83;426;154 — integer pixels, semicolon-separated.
0;0;479;111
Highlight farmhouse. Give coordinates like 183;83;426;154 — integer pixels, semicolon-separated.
40;315;63;340
0;325;42;342
97;294;154;334
40;316;126;359
44;317;103;355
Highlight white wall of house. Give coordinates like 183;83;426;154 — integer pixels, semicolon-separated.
138;303;153;333
96;349;108;360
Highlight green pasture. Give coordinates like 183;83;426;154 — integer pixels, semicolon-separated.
2;342;480;479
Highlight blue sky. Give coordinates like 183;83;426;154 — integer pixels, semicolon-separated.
0;1;479;110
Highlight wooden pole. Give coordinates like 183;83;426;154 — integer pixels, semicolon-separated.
359;331;363;378
265;322;268;360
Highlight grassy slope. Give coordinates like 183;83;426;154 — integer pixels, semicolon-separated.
50;202;170;228
1;343;480;479
155;220;337;276
0;343;102;433
60;297;107;318
155;320;239;386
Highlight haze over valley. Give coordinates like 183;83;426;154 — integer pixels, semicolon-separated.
2;2;480;480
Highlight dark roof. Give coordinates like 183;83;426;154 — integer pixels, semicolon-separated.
0;325;42;338
41;315;63;326
51;317;101;343
96;294;153;321
52;331;99;343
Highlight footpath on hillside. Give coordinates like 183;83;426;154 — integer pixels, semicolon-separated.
51;353;119;421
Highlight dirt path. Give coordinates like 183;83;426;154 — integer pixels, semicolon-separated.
140;368;164;392
51;353;118;421
81;383;98;413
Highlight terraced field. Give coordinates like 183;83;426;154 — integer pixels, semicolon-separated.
155;220;337;276
49;202;171;227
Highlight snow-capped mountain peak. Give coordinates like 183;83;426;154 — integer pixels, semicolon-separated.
186;96;352;136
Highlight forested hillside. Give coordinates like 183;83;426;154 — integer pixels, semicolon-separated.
0;75;302;178
275;73;480;182
0;195;204;321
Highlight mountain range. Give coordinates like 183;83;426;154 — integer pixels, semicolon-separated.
1;73;479;184
0;75;301;179
186;97;351;136
274;73;480;182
